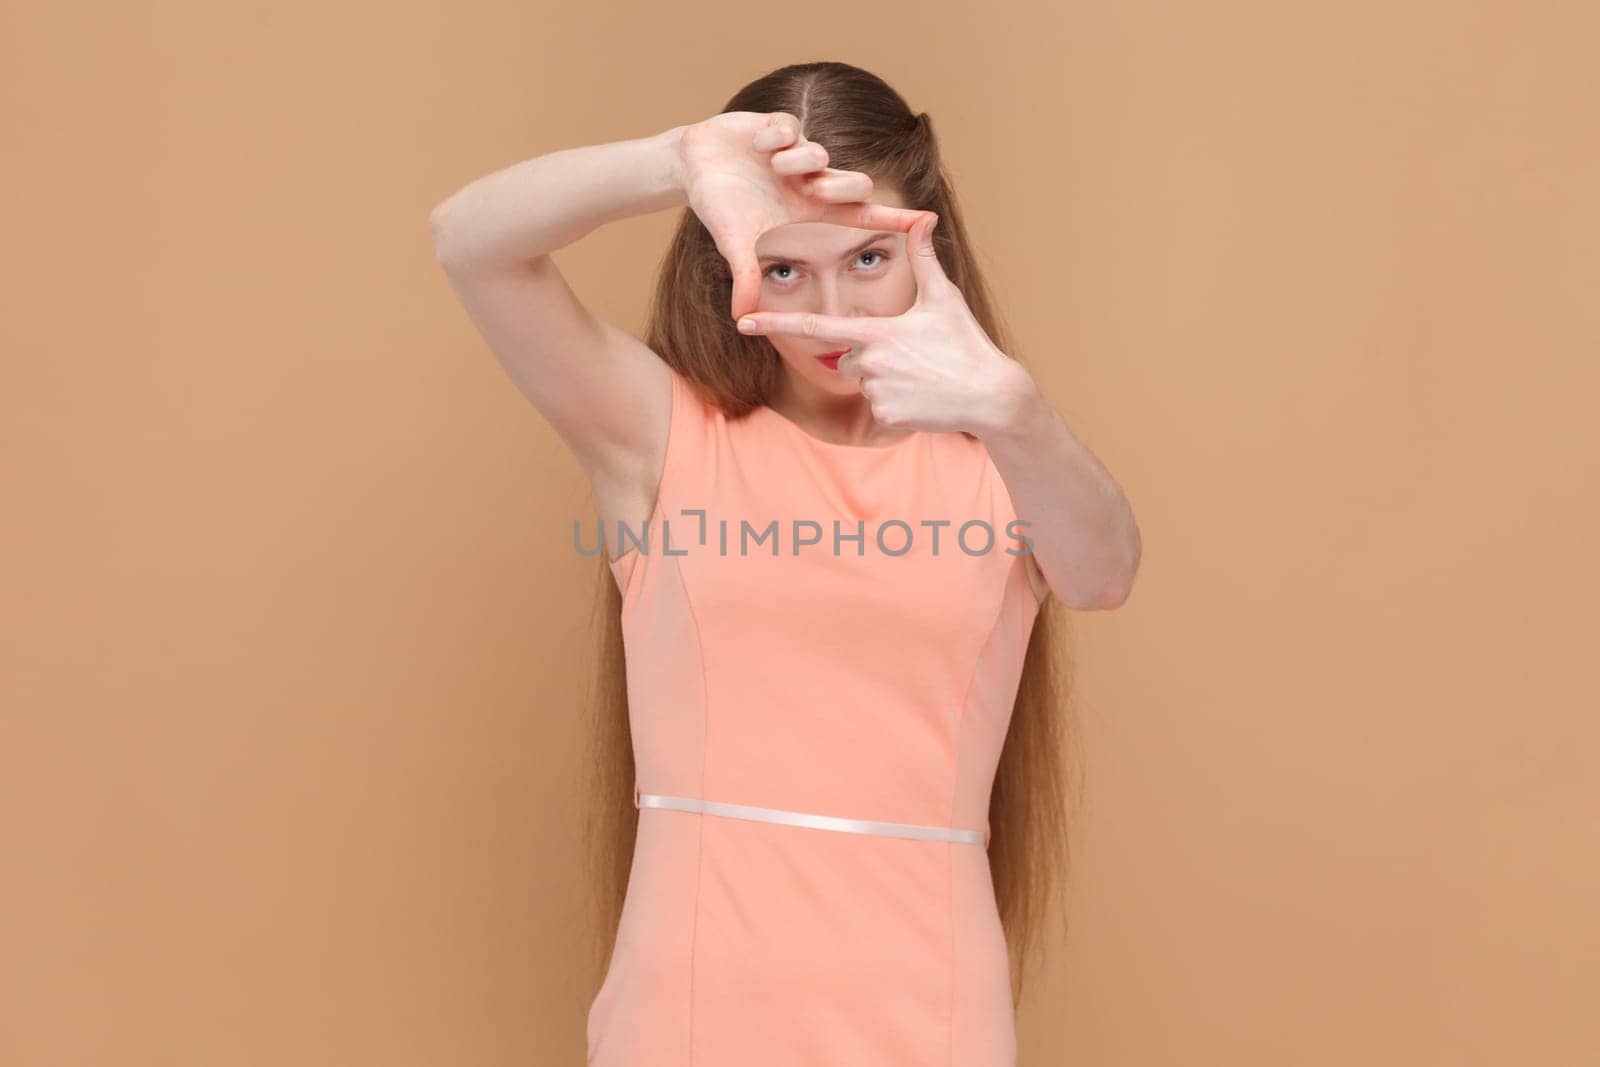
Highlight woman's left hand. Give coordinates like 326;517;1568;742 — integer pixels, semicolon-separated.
734;212;1032;437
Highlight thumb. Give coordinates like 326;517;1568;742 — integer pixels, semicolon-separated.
909;210;947;297
726;249;762;323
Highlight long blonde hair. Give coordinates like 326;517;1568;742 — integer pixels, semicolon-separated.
581;61;1082;1007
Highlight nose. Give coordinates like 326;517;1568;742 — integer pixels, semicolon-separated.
809;278;860;320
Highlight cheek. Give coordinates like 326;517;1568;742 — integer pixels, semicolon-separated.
875;265;918;311
768;339;809;368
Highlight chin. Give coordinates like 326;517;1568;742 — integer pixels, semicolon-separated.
782;356;849;389
815;370;860;393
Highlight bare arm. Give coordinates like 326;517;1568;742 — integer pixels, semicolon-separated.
429;124;689;270
427;125;692;539
983;369;1141;610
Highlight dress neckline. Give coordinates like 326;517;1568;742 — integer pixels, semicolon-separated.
758;403;924;453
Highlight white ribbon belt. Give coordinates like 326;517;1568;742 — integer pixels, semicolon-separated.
634;785;989;847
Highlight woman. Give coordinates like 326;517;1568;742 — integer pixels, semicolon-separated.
430;61;1139;1066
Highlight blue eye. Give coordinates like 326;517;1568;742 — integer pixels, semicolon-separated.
762;249;890;282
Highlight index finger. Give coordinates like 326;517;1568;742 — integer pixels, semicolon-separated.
735;309;884;344
807;201;927;235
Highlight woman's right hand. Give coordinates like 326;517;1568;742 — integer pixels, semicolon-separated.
678;112;927;322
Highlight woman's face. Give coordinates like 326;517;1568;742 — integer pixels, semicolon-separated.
751;187;918;395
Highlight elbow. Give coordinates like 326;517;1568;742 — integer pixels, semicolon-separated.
1064;577;1130;612
427;201;461;267
1101;523;1141;609
427;196;455;233
1094;577;1133;611
1091;542;1141;611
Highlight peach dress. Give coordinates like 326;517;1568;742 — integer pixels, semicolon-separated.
587;363;1044;1066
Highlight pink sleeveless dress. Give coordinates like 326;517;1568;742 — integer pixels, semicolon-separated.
587;363;1045;1066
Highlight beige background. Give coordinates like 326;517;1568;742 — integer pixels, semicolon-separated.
3;2;1596;1064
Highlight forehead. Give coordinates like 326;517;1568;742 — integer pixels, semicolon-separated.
754;223;904;264
754;184;910;263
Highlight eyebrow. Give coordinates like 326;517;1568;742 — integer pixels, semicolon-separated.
757;231;898;267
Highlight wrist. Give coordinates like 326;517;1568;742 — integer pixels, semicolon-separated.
975;357;1049;446
656;123;691;201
